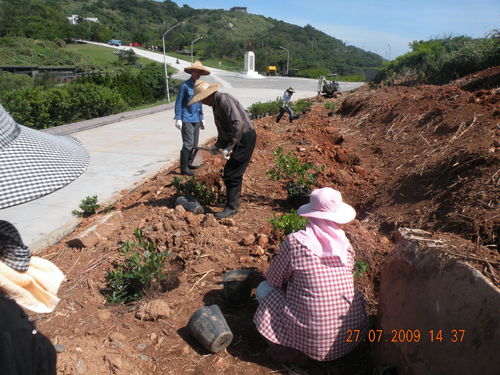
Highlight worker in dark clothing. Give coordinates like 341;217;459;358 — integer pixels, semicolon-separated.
0;221;64;375
188;81;257;219
275;87;295;123
174;61;211;176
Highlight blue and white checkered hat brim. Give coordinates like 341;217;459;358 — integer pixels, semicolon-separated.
0;104;89;209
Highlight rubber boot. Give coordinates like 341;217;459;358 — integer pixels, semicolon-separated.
188;149;201;170
180;150;195;176
215;186;240;219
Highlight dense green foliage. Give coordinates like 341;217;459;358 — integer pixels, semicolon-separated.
0;62;170;127
247;97;313;118
376;34;500;84
0;0;383;76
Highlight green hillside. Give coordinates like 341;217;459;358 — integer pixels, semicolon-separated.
0;0;384;75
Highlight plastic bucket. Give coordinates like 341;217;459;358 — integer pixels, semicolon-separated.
223;269;253;305
187;305;233;353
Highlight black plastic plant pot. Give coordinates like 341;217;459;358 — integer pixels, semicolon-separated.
223;269;253;305
187;304;233;353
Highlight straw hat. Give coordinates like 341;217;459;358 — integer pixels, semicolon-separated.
184;60;211;76
297;187;356;224
0;104;89;209
188;80;222;106
286;87;295;93
0;220;65;313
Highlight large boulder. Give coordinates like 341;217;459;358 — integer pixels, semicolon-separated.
375;228;500;375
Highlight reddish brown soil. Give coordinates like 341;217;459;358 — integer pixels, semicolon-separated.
33;67;499;375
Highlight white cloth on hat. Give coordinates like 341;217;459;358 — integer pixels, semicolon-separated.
0;257;65;313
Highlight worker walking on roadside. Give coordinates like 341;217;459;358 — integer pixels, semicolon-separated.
174;60;211;176
275;87;295;123
188;81;257;219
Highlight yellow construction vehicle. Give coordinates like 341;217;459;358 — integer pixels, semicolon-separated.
266;66;277;76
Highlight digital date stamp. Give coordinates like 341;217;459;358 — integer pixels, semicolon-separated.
346;329;466;343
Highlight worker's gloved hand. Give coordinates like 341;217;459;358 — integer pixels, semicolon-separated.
221;148;232;160
200;120;205;130
175;120;182;130
209;144;219;155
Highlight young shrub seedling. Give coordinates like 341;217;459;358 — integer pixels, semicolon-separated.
104;228;170;304
354;260;368;277
269;209;308;239
71;195;100;217
172;176;222;206
266;147;323;205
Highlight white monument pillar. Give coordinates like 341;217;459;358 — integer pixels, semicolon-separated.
242;41;263;78
244;50;255;74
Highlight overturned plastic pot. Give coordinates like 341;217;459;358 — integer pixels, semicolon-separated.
187;304;233;353
223;269;253;305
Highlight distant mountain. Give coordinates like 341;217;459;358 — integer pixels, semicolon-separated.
0;0;384;75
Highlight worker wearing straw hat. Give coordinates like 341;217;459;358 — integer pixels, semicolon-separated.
174;60;211;176
188;81;257;219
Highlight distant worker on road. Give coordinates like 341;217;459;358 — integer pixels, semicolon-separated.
275;87;295;123
174;60;210;176
188;81;257;219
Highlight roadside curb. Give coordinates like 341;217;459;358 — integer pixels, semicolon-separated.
41;102;175;136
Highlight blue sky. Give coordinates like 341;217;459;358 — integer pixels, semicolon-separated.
168;0;499;59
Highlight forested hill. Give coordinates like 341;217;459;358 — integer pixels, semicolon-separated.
0;0;384;75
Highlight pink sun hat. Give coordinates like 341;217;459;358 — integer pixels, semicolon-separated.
297;187;356;224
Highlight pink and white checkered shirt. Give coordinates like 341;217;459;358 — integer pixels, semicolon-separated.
254;235;367;361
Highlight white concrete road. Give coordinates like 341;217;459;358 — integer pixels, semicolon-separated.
1;42;363;251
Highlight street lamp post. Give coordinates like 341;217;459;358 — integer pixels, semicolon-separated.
387;43;391;61
190;37;203;63
162;22;182;103
279;46;289;76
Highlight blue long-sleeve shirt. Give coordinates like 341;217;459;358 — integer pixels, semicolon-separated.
174;78;203;123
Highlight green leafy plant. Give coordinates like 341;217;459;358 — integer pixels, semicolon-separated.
172;176;221;206
269;209;308;237
71;195;100;217
266;147;323;203
354;260;368;277
105;228;169;303
292;98;313;114
324;102;336;112
247;99;281;118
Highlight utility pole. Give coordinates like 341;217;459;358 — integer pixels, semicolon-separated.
162;22;183;103
279;46;289;76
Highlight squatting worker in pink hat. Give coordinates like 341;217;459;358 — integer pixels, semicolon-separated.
188;81;257;219
254;187;368;364
174;61;210;176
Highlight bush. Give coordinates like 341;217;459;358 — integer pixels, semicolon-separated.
266;146;323;204
172;176;222;206
105;228;169;303
269;209;308;238
1;82;127;128
72;195;100;217
292;98;313;114
247;98;281;118
324;102;336;111
0;71;33;94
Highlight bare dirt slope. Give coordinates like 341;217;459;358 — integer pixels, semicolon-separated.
33;67;499;375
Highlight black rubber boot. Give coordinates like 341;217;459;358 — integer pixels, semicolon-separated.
188;149;201;170
215;186;241;219
180;150;195;176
